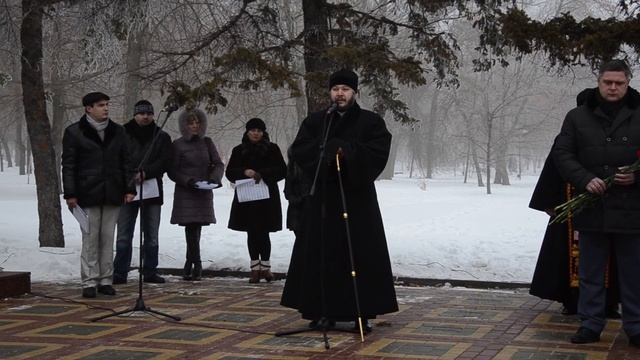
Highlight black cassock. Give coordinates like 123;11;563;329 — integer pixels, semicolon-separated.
280;102;398;321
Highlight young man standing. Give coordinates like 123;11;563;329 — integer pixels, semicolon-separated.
62;92;136;298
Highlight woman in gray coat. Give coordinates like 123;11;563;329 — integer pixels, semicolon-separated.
169;109;224;280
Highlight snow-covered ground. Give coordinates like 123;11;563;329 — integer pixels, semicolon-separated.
0;166;549;283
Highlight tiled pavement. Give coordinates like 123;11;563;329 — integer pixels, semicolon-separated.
0;277;638;359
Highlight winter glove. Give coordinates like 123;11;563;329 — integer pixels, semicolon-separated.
187;179;198;189
325;138;348;165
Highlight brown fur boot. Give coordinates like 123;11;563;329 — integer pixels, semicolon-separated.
249;260;260;283
260;260;273;282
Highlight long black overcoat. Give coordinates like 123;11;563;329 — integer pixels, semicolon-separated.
280;102;398;321
225;136;287;233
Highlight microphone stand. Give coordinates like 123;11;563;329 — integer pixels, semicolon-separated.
276;105;360;349
92;107;180;322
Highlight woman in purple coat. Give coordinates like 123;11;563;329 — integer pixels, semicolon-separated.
169;109;224;280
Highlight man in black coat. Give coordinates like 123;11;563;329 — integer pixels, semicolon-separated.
281;69;398;332
62;92;136;298
529;143;619;316
113;100;172;285
553;60;640;346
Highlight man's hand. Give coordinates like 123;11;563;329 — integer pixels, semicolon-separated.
66;197;78;209
614;166;635;186
545;208;556;217
124;194;135;203
253;172;262;184
244;169;256;178
336;147;344;161
586;177;607;195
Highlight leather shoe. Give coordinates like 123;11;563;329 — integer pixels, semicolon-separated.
82;287;96;298
629;333;640;348
570;327;600;344
97;285;116;296
143;274;166;284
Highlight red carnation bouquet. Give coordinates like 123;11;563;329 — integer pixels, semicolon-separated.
551;149;640;224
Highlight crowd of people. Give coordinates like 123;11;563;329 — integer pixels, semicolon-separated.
61;61;640;347
61;69;397;334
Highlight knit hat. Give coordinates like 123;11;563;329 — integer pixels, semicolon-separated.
246;118;266;131
134;100;154;115
329;69;358;92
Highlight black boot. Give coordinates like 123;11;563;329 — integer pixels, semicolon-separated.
191;226;202;280
183;260;192;281
192;262;202;281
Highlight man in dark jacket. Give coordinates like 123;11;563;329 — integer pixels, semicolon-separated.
553;60;640;346
113;100;172;285
62;92;136;298
281;69;398;333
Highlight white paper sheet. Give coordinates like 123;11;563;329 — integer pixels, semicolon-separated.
194;181;220;190
133;179;160;201
71;205;89;233
235;178;270;203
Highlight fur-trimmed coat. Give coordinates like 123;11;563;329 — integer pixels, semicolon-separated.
553;87;640;233
169;109;224;225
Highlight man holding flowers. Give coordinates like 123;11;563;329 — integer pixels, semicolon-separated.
553;59;640;346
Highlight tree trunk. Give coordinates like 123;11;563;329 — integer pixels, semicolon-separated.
485;114;492;194
493;140;510;185
123;21;147;119
463;140;470;183
302;0;330;113
16;114;26;175
471;141;484;187
282;0;307;128
20;0;65;247
50;70;65;192
425;91;439;178
0;135;12;168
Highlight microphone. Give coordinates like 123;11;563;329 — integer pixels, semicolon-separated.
326;102;338;114
160;104;179;113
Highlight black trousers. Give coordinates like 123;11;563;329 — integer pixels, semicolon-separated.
247;231;270;261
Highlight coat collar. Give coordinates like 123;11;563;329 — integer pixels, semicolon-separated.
78;115;117;146
577;87;640;136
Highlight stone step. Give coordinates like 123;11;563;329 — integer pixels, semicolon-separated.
0;271;31;298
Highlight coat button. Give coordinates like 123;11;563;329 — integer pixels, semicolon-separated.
606;137;612;142
623;136;628;141
604;165;609;170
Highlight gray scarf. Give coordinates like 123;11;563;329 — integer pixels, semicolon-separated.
86;114;108;140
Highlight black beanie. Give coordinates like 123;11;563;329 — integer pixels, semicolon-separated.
329;69;358;91
134;100;154;115
246;118;266;131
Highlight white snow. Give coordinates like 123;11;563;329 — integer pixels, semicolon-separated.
0;166;548;284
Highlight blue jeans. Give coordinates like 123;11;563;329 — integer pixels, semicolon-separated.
113;202;161;279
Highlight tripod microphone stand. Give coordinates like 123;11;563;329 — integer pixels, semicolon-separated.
275;105;366;348
92;106;180;322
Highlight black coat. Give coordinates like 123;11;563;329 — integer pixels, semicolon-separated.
280;102;398;320
284;150;310;232
123;119;172;205
225;137;287;232
553;87;640;233
62;116;135;207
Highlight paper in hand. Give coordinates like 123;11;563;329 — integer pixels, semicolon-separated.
133;179;160;201
235;178;270;203
194;181;219;190
71;205;90;233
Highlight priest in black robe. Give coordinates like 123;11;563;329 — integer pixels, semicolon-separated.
280;69;398;331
